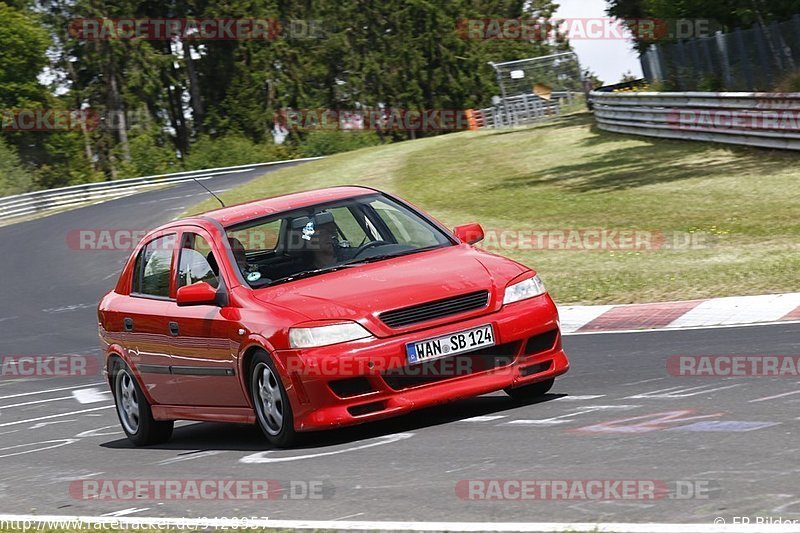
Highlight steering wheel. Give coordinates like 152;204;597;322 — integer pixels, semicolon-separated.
351;240;390;259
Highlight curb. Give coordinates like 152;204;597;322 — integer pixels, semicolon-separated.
558;292;800;334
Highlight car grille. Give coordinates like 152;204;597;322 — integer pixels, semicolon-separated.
381;341;521;391
379;290;490;328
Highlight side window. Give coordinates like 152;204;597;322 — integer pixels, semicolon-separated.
132;234;176;297
178;233;219;288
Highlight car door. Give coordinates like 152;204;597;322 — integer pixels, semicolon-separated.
163;227;247;407
116;231;187;405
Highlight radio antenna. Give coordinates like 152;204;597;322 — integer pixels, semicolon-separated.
192;177;225;207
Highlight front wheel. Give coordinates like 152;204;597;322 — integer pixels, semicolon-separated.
504;378;555;401
111;359;173;446
250;351;297;448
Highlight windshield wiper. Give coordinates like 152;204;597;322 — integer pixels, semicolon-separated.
264;264;359;286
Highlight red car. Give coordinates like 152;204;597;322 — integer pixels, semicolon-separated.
98;186;569;447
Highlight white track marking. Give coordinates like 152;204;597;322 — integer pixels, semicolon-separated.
156;450;225;465
621;377;665;387
100;508;149;517
74;425;122;438
0;396;72;409
240;433;414;464
42;303;97;314
505;405;640;426
749;389;800;403
72;387;111;404
333;513;365;521
626;384;741;399
552;395;605;401
30;420;76;429
0;405;113;427
0;383;105;401
0;439;78;459
0;515;797;533
459;415;508;422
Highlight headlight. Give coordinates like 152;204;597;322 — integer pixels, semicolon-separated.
503;274;546;305
289;322;372;348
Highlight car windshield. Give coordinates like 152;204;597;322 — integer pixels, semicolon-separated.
225;193;454;287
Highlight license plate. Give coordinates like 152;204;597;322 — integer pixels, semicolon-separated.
406;324;495;365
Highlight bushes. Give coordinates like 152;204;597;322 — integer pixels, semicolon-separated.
298;130;383;157
0;138;34;196
116;129;180;178
182;134;298;171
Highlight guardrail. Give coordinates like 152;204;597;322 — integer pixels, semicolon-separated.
591;91;800;151
0;157;324;221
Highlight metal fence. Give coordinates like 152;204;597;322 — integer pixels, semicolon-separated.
481;51;585;128
0;157;323;221
473;91;579;128
591;91;800;150
642;15;800;91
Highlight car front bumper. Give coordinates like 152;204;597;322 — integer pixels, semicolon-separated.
273;294;569;431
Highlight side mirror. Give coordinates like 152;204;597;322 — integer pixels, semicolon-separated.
176;282;219;307
453;223;484;245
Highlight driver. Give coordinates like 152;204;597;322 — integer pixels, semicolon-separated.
306;220;339;269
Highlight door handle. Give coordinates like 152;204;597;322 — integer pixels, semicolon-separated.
168;321;179;336
123;317;134;332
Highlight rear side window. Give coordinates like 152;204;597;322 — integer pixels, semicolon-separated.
132;234;176;297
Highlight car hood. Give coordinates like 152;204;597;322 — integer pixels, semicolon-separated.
252;245;528;335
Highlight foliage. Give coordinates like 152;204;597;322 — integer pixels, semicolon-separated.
0;0;575;195
0;137;35;196
181;134;298;171
298;131;383;157
606;0;800;53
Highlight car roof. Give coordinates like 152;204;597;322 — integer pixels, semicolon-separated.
189;185;379;227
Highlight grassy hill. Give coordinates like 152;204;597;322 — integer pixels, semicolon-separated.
186;113;800;305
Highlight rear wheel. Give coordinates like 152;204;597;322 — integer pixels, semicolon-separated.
504;378;555;401
250;351;297;448
111;359;173;446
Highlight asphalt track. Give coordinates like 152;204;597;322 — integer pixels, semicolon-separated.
0;164;798;526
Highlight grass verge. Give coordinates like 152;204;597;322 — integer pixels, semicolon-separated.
185;113;800;305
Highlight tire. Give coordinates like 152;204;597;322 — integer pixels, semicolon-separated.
250;351;297;448
504;378;555;401
111;359;174;446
